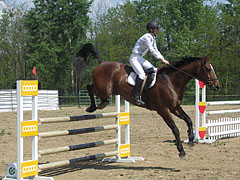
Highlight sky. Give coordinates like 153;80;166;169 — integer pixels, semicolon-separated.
0;0;228;19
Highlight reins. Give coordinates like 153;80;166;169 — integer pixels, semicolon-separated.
167;63;199;80
158;61;217;85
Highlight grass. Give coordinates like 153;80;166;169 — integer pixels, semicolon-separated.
0;129;6;136
208;176;219;180
214;139;225;147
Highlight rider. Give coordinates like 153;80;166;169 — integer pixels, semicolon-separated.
130;20;169;105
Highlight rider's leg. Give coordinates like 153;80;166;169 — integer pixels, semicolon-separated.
129;54;145;105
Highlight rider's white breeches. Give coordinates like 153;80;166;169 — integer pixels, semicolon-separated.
130;54;154;80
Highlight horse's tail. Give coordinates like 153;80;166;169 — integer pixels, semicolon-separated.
73;43;104;80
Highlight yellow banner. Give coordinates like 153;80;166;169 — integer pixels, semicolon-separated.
119;112;130;125
21;121;38;137
120;144;130;157
198;102;206;106
199;127;206;131
21;80;38;96
21;160;38;178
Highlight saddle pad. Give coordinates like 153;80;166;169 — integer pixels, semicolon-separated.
127;72;157;88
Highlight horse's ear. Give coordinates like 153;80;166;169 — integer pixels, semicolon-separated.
205;54;211;62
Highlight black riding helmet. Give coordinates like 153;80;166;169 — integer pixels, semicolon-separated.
146;21;159;31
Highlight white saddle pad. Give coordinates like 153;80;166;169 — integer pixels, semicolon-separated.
127;71;157;88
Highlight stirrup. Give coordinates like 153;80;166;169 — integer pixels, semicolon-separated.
132;95;145;105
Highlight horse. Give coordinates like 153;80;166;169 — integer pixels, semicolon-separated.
74;43;220;159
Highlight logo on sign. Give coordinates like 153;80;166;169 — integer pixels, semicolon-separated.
21;81;38;96
22;165;37;173
9;167;16;175
22;85;38;92
119;112;130;125
21;160;38;178
21;121;38;137
22;125;37;132
120;144;130;157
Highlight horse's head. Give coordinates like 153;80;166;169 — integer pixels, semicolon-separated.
198;54;220;91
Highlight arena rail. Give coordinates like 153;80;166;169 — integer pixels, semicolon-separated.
3;80;144;180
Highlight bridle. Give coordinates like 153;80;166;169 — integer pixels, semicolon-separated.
201;59;218;86
162;58;218;86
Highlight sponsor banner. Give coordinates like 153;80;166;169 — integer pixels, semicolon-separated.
119;144;130;157
21;160;38;178
199;80;205;88
21;80;38;96
119;112;130;125
21;121;38;137
199;127;206;139
198;102;206;114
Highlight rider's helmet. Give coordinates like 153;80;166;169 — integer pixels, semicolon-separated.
146;21;159;31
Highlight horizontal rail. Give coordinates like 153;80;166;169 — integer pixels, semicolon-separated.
39;139;118;156
207;121;240;127
39;124;118;138
39;151;118;170
208;130;240;137
207;100;240;106
207;109;240;115
39;112;118;124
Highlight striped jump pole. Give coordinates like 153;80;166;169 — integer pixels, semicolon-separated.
39;112;118;124
191;80;240;143
38;124;117;138
39;139;118;156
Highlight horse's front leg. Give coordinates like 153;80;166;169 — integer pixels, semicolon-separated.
157;108;186;159
86;84;97;113
171;105;194;147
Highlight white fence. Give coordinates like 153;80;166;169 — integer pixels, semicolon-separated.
194;80;240;143
0;89;59;112
207;117;240;141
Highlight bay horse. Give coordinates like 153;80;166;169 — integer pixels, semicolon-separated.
74;43;220;159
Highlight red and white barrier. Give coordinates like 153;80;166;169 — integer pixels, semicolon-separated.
194;80;240;143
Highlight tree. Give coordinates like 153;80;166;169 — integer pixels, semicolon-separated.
0;4;28;88
24;0;92;92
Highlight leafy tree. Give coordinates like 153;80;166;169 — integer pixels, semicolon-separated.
0;5;28;88
24;0;92;92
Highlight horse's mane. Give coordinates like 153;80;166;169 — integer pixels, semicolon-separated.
158;57;203;75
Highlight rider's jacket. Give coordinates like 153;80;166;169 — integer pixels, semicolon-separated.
132;33;163;60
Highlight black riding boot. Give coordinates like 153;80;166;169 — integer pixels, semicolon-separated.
132;77;145;105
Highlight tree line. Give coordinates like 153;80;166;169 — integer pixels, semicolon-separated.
0;0;239;98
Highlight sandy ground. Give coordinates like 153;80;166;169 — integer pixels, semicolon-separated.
0;105;240;180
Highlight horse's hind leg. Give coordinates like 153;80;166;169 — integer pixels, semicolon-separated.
86;84;97;112
157;108;186;159
171;105;194;147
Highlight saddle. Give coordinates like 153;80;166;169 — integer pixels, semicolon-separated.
127;67;157;91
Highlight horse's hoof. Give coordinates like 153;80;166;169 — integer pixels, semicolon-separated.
97;101;109;109
179;153;186;160
188;141;194;148
86;106;96;113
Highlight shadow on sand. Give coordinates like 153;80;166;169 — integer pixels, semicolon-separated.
39;160;181;177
